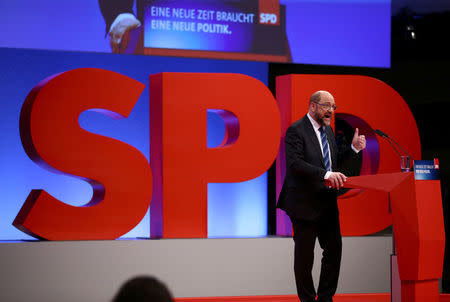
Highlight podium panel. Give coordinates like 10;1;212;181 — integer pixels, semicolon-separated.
345;172;445;302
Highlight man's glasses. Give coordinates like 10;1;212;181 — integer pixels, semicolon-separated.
313;102;338;111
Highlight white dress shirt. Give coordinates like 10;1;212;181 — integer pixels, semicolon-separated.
306;113;360;180
307;113;333;179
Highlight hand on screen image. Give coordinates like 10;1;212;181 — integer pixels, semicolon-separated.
109;13;141;53
98;0;141;54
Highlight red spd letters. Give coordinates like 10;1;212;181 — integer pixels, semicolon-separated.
15;69;420;240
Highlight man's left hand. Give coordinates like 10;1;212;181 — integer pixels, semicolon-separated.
352;128;366;151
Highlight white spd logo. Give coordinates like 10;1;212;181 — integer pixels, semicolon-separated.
260;13;277;24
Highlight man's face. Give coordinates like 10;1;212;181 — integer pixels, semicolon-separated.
311;94;336;126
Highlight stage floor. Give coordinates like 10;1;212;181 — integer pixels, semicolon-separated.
177;293;450;302
1;237;394;302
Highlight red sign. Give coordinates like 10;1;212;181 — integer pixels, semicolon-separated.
14;69;421;240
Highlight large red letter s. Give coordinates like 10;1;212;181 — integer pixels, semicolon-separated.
14;68;152;240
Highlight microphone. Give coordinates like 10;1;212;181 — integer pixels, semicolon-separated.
373;129;388;138
371;128;413;160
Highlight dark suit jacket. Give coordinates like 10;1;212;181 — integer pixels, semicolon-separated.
277;115;356;221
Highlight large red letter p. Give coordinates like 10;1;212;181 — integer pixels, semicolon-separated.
149;73;281;238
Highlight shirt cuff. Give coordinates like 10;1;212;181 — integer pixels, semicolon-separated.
324;171;332;179
109;13;139;33
351;144;361;153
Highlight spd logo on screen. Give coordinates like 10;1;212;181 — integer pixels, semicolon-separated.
260;13;277;24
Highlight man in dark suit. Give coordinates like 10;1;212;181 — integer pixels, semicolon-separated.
277;90;366;302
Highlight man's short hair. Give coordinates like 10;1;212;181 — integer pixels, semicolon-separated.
309;91;322;105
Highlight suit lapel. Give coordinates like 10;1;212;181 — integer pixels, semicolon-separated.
326;126;337;170
303;116;325;168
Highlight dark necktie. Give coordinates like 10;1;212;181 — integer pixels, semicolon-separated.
319;127;331;171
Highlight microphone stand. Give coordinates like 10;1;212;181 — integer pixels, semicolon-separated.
372;129;414;160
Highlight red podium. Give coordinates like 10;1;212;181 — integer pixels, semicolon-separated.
344;172;444;302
